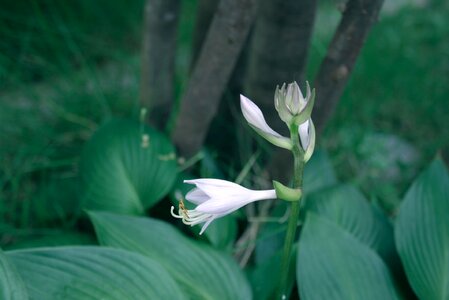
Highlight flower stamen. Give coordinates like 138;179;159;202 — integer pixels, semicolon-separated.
179;198;189;218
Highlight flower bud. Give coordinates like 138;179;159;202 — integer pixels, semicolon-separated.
240;95;292;150
300;119;316;163
274;81;315;126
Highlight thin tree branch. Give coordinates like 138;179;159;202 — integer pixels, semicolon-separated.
313;0;385;134
172;0;258;158
140;0;180;131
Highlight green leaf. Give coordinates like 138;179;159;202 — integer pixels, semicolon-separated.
298;213;400;300
395;158;449;299
81;119;177;214
6;232;95;250
303;184;397;263
89;211;252;300
0;249;28;300
7;246;184;300
254;202;288;264
303;149;338;194
249;246;296;300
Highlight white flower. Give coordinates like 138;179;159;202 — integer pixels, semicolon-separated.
240;94;315;161
240;95;292;149
299;119;316;162
171;179;276;234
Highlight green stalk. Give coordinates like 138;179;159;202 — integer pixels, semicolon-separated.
276;124;305;299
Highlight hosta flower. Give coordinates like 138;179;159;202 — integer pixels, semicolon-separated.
171;179;276;234
274;81;315;126
299;119;316;162
240;94;316;161
240;95;292;149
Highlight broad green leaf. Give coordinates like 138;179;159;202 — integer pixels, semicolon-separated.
298;213;400;300
89;211;252;300
6;232;95;250
81;119;177;214
254;202;288;264
303;149;338;194
0;249;28;300
8;246;184;300
200;214;237;251
395;158;449;299
303;184;397;263
249;246;296;300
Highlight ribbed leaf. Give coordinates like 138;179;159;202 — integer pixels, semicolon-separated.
298;213;400;300
303;184;397;263
0;249;28;300
395;158;449;299
81;119;177;214
249;246;296;300
7;246;184;300
303;149;338;194
6;232;95;250
89;211;252;300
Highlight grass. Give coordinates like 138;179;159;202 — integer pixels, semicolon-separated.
1;0;448;245
0;0;145;236
307;1;449;209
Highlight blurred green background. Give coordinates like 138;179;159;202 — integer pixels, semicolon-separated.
1;0;448;246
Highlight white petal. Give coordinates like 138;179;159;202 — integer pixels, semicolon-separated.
299;119;310;151
304;119;316;162
248;189;277;201
297;83;305;103
240;95;283;138
195;189;276;215
199;218;215;235
184;179;247;198
290;82;304;114
195;195;250;214
184;178;241;188
185;188;210;204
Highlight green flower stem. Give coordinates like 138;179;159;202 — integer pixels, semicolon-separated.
276;124;305;299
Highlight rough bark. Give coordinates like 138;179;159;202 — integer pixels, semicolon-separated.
172;0;258;158
245;0;317;135
190;0;220;71
140;0;180;131
313;0;384;134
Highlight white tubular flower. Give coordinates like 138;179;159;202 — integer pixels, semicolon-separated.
240;95;292;150
299;119;316;162
171;179;277;234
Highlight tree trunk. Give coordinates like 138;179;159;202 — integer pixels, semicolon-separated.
244;0;317;136
140;0;180;131
172;0;257;158
190;0;219;71
313;0;385;134
244;0;317;182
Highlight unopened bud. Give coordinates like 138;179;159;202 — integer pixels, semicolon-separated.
274;81;315;126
